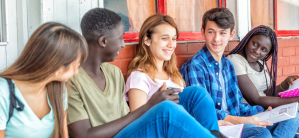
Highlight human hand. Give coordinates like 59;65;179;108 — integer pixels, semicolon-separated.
285;75;299;85
244;116;273;128
265;106;272;111
218;120;233;126
146;82;183;108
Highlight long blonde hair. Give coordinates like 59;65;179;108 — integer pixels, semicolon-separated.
126;13;185;86
0;22;88;138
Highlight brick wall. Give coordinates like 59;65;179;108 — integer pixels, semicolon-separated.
277;38;299;83
110;38;299;84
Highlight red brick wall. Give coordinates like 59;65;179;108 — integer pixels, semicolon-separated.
109;45;136;76
110;38;299;84
277;38;299;83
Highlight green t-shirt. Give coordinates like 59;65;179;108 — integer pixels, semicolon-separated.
67;63;130;127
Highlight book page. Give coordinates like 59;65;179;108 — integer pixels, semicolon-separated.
219;124;244;138
288;79;299;90
272;103;297;117
254;102;298;123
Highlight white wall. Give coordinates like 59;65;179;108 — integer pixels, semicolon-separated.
0;0;100;72
0;0;18;72
41;0;100;34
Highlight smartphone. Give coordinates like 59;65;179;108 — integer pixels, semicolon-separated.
166;87;179;95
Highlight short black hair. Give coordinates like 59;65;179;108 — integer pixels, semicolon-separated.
202;7;235;32
80;8;122;43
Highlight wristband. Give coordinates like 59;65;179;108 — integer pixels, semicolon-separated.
280;82;287;91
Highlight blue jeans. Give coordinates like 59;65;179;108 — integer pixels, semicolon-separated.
266;114;299;138
179;87;271;138
115;86;218;138
115;86;270;138
242;123;272;138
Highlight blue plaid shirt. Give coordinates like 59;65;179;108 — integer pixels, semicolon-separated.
180;45;264;120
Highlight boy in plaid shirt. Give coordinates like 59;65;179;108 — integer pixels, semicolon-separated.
181;7;299;138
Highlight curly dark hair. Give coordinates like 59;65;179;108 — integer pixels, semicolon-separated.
80;8;122;43
202;7;235;33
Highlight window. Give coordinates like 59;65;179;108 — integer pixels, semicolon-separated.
250;0;274;30
276;0;299;36
42;0;236;43
251;0;299;37
0;0;8;44
104;0;155;33
104;0;155;42
104;0;236;42
226;0;238;40
167;0;218;32
277;0;299;30
166;0;218;40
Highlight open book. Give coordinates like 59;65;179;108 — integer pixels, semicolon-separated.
253;102;298;123
219;124;243;138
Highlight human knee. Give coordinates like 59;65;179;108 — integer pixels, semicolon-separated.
155;100;179;110
153;100;184;113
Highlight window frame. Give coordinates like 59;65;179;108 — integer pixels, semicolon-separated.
0;0;9;46
123;0;226;42
274;0;299;37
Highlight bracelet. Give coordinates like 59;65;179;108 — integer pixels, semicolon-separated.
280;82;287;91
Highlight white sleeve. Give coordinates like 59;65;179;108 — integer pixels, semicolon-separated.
227;56;247;76
125;72;150;94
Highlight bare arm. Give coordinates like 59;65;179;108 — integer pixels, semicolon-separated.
218;120;233;126
0;130;4;138
237;75;299;109
68;103;152;138
64;110;68;138
127;89;148;112
68;84;182;138
224;115;272;128
264;75;299;95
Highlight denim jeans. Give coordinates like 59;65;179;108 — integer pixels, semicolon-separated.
242;114;299;138
266;113;299;138
114;86;270;138
178;86;219;130
115;86;218;138
242;123;272;138
179;87;271;138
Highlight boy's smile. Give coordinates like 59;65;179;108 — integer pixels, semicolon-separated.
201;21;235;61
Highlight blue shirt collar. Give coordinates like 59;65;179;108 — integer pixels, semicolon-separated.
196;44;227;68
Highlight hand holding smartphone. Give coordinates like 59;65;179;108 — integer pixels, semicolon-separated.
165;87;182;95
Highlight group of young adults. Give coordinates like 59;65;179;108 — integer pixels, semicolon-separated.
0;7;298;138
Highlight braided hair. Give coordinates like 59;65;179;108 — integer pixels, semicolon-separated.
228;25;278;96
